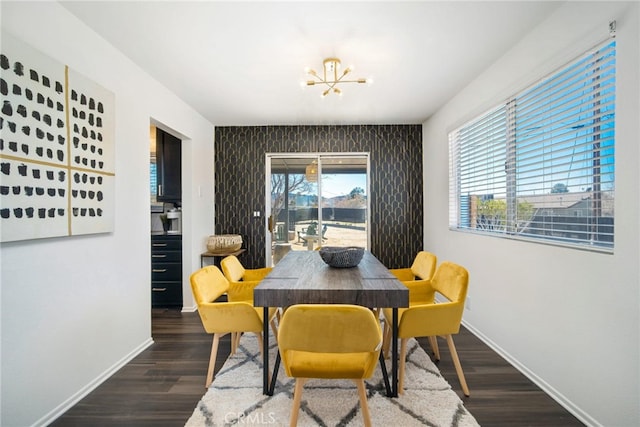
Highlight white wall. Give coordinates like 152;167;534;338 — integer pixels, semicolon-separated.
0;3;214;426
423;2;639;426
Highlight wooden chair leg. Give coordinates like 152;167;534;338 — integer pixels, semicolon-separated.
270;317;279;343
206;333;221;388
355;379;372;427
232;332;242;354
382;320;391;359
256;332;264;356
445;334;470;397
230;332;237;354
429;335;440;360
399;338;408;394
290;378;306;427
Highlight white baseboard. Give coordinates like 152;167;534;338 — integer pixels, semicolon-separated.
461;321;600;427
182;304;197;313
32;337;155;427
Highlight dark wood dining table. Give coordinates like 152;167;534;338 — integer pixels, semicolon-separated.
253;250;409;397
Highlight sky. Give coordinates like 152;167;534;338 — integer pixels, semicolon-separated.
319;173;367;198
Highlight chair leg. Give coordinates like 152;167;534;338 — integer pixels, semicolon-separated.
429;335;440;360
399;338;408;394
382;320;391;359
355;379;372;427
270;317;279;343
445;334;470;397
230;332;237;354
206;334;221;388
290;378;306;427
232;332;242;354
256;332;264;356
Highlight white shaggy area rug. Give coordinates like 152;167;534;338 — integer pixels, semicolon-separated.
185;333;479;426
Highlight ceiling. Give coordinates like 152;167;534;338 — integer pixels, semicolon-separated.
60;1;562;126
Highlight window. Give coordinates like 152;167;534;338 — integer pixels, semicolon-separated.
449;40;616;251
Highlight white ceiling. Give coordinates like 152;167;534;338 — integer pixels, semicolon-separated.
60;1;562;126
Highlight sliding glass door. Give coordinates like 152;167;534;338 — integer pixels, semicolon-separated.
265;154;369;266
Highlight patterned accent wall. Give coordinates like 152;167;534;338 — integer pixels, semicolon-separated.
214;125;423;269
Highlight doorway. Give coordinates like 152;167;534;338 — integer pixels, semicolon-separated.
149;124;183;311
265;153;369;266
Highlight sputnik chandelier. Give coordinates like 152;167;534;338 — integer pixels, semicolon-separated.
304;57;371;97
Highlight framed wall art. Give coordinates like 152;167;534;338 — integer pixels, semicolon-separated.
0;32;115;242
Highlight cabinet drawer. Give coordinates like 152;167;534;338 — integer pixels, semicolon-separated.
152;282;182;307
151;239;181;251
151;251;181;263
152;263;181;281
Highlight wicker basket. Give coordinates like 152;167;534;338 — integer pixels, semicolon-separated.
206;234;242;254
319;246;364;268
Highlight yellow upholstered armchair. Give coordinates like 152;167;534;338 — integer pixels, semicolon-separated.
383;261;470;396
278;304;382;427
190;265;278;388
220;255;272;303
389;251;437;306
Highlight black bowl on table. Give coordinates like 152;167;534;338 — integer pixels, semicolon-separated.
318;246;365;268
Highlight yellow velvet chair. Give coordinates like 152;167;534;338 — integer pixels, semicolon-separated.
278;304;382;427
190;265;278;388
383;261;470;396
389;251;437;306
220;255;272;303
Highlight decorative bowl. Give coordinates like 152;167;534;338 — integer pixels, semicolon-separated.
319;246;365;268
206;234;242;254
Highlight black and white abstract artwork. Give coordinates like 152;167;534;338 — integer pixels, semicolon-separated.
0;32;115;242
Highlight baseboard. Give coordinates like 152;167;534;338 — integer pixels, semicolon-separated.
182;304;197;313
32;337;155;427
461;321;600;427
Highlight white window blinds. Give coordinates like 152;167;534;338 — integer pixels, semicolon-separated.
449;40;616;251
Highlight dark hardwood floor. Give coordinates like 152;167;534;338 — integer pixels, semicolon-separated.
51;309;584;426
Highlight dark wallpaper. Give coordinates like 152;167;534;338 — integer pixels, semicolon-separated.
214;125;423;269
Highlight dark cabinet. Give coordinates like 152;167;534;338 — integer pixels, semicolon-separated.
156;128;181;202
151;234;182;308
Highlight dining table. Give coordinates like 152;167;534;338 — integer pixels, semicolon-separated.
253;249;409;397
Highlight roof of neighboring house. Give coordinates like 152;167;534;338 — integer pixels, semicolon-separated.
519;192;590;209
519;191;614;215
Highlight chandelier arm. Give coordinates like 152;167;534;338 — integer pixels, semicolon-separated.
317;80;367;84
336;70;351;82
